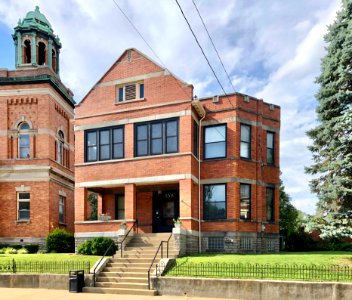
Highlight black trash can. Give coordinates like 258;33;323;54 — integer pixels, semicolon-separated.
69;270;85;292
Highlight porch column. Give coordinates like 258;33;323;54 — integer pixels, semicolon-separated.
179;179;193;230
125;184;136;221
97;193;103;216
75;187;87;221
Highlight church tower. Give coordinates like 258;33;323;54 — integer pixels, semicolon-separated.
13;6;61;75
0;7;75;249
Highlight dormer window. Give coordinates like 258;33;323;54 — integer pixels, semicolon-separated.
116;82;144;102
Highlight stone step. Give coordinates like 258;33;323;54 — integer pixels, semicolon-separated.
99;271;149;278
83;287;157;296
95;282;149;290
110;258;154;263
106;262;151;268
96;277;147;284
124;246;176;251
103;266;150;272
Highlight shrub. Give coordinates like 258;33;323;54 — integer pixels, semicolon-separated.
78;237;116;256
91;237;116;256
37;249;47;254
24;244;39;254
0;249;4;254
285;232;316;251
46;228;74;253
77;240;93;255
4;247;17;254
17;248;29;254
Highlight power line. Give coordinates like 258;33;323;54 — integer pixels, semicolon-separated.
174;0;232;102
192;0;237;93
111;0;192;100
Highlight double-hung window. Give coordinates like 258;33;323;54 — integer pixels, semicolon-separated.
266;187;275;222
18;192;30;221
135;118;178;157
204;184;226;220
117;82;144;102
240;124;251;159
240;184;251;220
59;195;66;223
85;126;124;162
267;131;275;165
204;124;226;159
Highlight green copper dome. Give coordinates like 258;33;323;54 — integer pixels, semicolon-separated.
18;6;54;35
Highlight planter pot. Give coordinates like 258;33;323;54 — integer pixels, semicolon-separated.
174;223;181;229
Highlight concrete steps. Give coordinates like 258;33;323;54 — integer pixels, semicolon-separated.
84;232;175;296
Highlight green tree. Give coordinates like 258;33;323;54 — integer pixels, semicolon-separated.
306;0;352;238
279;178;301;239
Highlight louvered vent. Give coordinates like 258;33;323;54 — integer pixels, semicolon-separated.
125;84;136;101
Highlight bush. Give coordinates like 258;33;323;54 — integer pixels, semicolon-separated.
77;240;93;255
0;249;4;254
24;244;39;254
46;228;74;253
4;247;17;254
285;232;316;251
77;237;116;256
17;248;29;254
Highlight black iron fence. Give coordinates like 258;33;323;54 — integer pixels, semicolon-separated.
165;261;352;282
0;259;90;274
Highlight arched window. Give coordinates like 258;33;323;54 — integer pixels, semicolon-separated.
57;130;64;164
38;42;46;65
18;122;30;158
52;49;57;73
24;40;31;63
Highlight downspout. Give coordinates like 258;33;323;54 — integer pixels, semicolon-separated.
198;113;205;253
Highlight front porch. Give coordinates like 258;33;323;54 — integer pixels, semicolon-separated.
74;178;198;242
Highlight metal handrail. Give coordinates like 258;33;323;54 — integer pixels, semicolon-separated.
92;239;116;287
93;220;138;286
116;220;138;258
147;233;173;290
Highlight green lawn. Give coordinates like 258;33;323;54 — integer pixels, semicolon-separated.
0;253;102;274
165;252;352;282
173;251;352;266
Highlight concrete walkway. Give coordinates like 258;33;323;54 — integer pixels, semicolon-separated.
0;288;237;300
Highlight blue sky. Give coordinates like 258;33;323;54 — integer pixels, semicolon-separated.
0;0;341;214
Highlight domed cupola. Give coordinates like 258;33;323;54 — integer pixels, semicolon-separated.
13;6;61;76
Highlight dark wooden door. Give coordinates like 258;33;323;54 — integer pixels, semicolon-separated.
152;190;179;232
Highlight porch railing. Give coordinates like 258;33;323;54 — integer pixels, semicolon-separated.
116;220;138;258
93;220;138;286
147;233;172;290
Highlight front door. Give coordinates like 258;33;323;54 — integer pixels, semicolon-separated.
153;190;179;232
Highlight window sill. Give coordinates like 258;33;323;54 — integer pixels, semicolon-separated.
203;219;228;222
16;220;30;224
203;157;227;161
115;98;146;105
59;222;67;226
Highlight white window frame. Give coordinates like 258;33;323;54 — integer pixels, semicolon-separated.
17;192;30;221
116;81;144;102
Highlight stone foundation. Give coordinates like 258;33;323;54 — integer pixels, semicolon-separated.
173;229;279;254
0;237;46;250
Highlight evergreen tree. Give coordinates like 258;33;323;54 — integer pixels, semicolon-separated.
306;0;352;238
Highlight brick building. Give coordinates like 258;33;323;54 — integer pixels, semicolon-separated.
74;48;280;253
0;7;75;248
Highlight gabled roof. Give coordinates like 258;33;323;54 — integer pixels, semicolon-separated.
77;48;192;107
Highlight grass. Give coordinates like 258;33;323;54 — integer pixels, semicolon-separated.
165;252;352;282
0;253;102;274
173;251;352;266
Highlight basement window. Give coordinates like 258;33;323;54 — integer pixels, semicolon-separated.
116;82;144;102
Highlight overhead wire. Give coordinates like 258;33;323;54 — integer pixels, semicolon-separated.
111;0;193;101
192;0;237;94
174;0;229;98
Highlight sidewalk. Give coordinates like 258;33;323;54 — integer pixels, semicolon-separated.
0;288;235;300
